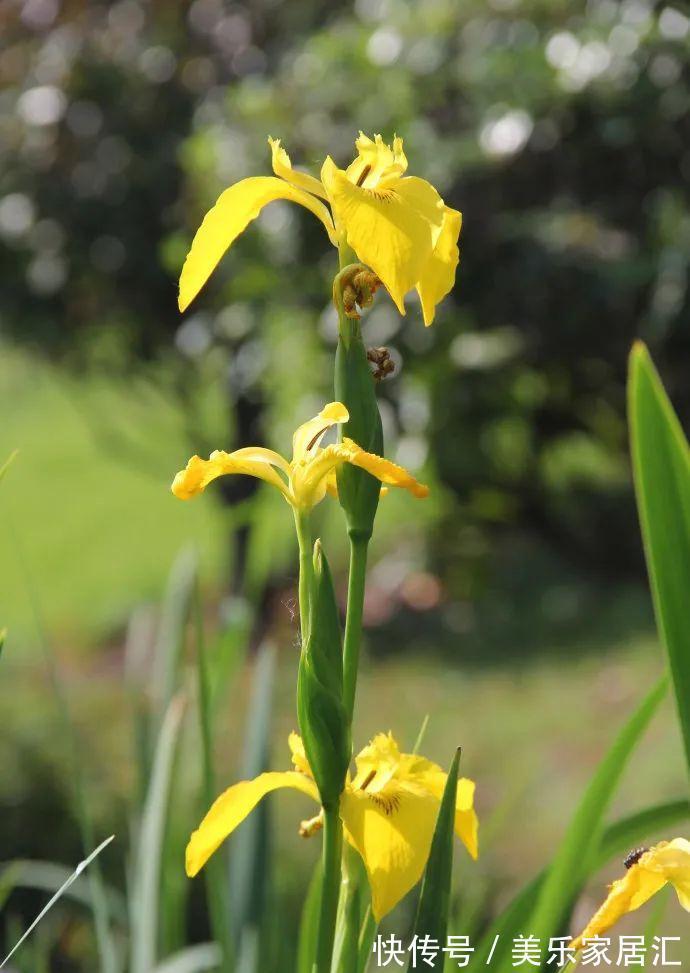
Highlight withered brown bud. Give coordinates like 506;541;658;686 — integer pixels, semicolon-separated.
367;346;396;381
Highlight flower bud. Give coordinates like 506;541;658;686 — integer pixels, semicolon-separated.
297;541;350;808
334;334;384;541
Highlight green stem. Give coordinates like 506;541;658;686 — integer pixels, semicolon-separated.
315;805;343;973
294;510;314;643
342;534;369;724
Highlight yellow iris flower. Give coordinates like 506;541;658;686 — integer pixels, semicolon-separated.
185;731;478;921
571;839;690;949
171;401;428;510
178;132;461;326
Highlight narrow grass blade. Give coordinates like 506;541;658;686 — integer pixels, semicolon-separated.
193;580;233;970
6;521;118;973
629;343;690;778
0;836;114;969
412;714;430;755
130;694;186;973
0;450;18;484
357;906;377;973
408;748;462;972
152;943;223;973
297;861;322;973
470;796;690;971
0;860;128;923
230;642;276;971
152;547;198;726
526;677;666;947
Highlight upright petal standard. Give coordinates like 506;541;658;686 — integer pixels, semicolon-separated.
178;133;461;325
185;732;478;921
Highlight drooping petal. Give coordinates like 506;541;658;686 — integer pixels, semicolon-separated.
171;447;291;501
640;838;690;910
345;133;408;189
268;137;328;199
179;176;337;311
322;158;444;315
291;402;349;464
341;782;440;921
336;438;429;498
416;206;462;327
186;771;319;877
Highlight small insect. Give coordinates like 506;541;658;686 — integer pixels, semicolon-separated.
623;847;648;869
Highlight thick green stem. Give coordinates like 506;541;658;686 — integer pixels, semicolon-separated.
294;510;314;642
342;534;369;723
315;804;343;973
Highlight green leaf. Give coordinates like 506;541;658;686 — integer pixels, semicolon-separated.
357;907;377;973
193;579;233;970
297;861;322;973
230;642;276;973
0;859;127;923
408;748;462;972
523;677;667;954
469;796;689;971
0;449;18;484
152;943;223;973
629;342;690;778
130;694;186;973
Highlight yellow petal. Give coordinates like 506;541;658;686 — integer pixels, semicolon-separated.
171;447;291;501
642;838;690;911
345;132;408;189
186;771;319;877
416;206;462;327
288;731;313;777
268;136;328;200
291;402;349;464
336;438;429;498
322;158;444;315
351;732;402;793
341;781;440;921
179;176;337;311
409;762;478;860
571;846;672;949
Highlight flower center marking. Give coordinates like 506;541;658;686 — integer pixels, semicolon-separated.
360;769;376;791
356;165;371;188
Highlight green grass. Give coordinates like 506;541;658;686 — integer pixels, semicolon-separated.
1;346;225;646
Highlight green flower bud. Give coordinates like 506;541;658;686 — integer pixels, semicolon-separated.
335;334;384;541
297;540;350;808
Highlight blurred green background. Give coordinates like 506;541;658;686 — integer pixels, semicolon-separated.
2;0;690;969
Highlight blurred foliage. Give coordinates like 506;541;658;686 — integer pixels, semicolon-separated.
2;0;690;614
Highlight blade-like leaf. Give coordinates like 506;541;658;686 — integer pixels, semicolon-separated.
496;677;667;967
357;907;377;973
130;694;186;973
297;861;322;973
0;836;115;969
408;748;462;972
193;580;232;970
0;860;127;924
153;943;223;973
230;643;276;973
152;547;198;727
629;342;690;777
469;792;685;971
